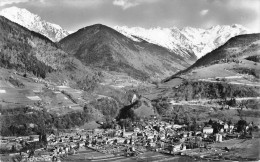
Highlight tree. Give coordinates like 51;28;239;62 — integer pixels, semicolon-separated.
212;122;221;134
184;115;191;131
227;98;236;107
236;120;247;133
228;120;232;126
191;118;199;131
208;119;213;125
174;114;180;124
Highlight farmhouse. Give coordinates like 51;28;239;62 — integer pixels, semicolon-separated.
203;127;214;134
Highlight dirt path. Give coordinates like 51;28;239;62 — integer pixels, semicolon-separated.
198;78;260;87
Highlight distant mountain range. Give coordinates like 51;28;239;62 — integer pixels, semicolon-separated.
0;6;69;42
114;25;249;58
0;7;250;59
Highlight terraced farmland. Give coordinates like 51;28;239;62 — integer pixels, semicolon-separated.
0;79;38;107
0;69;86;114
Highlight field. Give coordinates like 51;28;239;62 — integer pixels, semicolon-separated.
0;76;42;107
210;138;260;160
62;148;196;162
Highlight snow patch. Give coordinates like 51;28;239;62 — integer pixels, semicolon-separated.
57;86;69;88
27;96;41;100
0;90;6;93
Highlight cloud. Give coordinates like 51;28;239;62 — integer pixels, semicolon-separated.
61;0;104;8
0;0;29;7
205;0;260;32
113;0;139;9
112;0;159;10
200;9;209;16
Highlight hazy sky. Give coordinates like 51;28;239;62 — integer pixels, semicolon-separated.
0;0;259;32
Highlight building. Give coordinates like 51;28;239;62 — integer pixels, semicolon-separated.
122;128;134;138
134;127;140;132
203;127;213;134
215;133;223;142
224;123;229;130
172;124;183;129
229;125;235;132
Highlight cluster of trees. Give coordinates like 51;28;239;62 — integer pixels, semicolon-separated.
0;42;53;79
75;74;101;92
61;90;78;104
226;98;237;107
87;97;119;118
245;55;260;63
118;118;135;130
233;67;259;78
116;100;140;121
169;81;259;101
239;99;260;110
152;98;171;115
0;105;29;115
0;19;58;79
8;76;25;88
0;106;93;136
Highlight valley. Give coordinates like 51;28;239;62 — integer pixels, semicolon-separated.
0;6;259;162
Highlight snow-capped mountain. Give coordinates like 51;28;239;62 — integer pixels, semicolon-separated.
0;6;69;42
114;26;196;59
114;24;249;58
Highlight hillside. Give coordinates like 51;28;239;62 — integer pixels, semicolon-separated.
164;33;260;82
0;16;67;78
138;33;260;125
0;7;69;42
59;24;196;81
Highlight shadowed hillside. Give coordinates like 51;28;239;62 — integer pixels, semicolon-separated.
0;16;101;90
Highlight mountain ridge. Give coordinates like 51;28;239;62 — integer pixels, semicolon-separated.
114;24;249;58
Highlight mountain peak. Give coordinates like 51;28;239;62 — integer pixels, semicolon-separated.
85;24;112;31
60;24;195;80
0;6;69;42
0;6;41;25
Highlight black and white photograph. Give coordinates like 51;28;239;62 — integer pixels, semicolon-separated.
0;0;259;161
